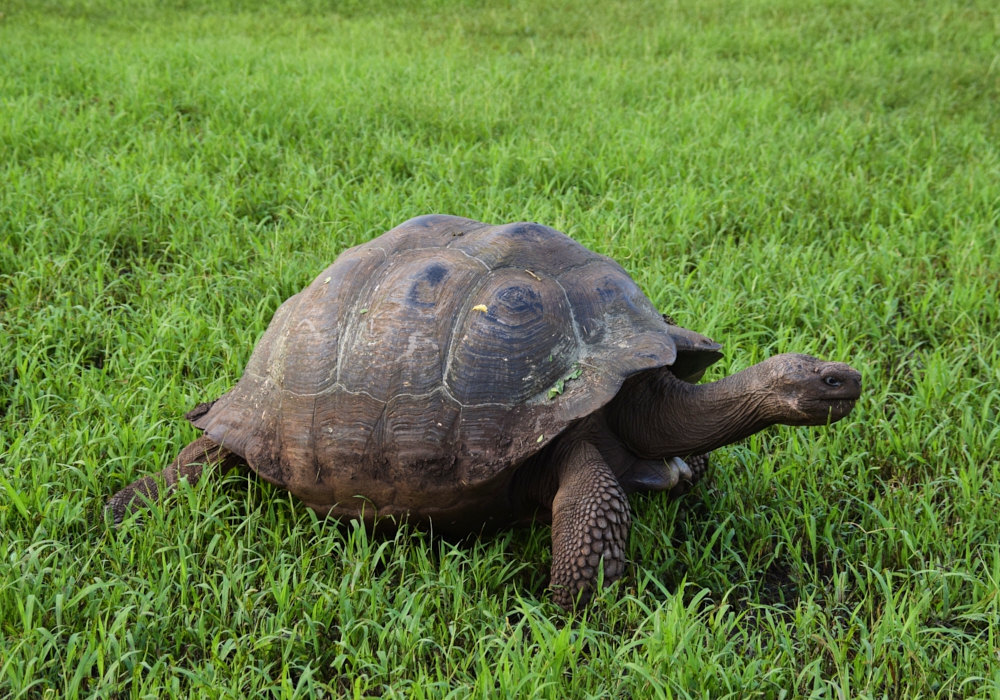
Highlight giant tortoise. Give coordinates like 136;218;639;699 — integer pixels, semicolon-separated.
108;215;861;608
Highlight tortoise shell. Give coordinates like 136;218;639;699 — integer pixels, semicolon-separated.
190;215;721;508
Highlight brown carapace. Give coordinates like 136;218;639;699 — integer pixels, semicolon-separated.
107;215;861;608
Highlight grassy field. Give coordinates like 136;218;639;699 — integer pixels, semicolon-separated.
1;0;999;696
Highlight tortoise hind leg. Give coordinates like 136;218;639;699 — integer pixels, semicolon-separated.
548;441;631;609
105;435;245;526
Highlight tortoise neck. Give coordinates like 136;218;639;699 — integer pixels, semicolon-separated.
605;365;779;459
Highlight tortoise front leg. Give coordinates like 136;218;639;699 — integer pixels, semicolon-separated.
618;452;711;497
105;435;245;526
669;453;710;497
549;441;631;609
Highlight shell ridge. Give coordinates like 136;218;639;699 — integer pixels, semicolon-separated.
266;376;286;485
276;380;513;409
444;233;490;249
440;272;496;398
553;256;614;282
548;271;586;361
433;245;490;271
333;246;392;388
309;384;321;484
442;220;498;248
270;291;308;386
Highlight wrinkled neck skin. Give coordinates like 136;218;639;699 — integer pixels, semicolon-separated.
606;364;780;460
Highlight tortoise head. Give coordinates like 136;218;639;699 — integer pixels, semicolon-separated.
759;353;862;426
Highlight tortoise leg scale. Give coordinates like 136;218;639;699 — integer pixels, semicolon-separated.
105;435;244;526
548;441;631;609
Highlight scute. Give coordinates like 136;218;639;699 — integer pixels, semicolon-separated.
338;248;483;400
449;220;596;274
445;268;576;406
191;216;711;500
559;259;664;344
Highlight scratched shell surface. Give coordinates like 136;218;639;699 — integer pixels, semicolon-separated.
191;215;686;491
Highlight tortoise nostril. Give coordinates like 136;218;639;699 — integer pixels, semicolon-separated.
824;376;842;388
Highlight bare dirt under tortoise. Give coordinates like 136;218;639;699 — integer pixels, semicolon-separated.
108;215;862;608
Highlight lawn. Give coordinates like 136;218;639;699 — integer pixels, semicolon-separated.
1;0;998;697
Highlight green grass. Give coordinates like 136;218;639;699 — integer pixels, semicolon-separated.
1;0;999;696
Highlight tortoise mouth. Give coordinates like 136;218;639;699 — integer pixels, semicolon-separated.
813;397;857;422
816;379;862;405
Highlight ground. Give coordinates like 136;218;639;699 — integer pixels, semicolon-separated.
0;0;998;697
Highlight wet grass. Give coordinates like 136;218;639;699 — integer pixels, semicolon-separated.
1;0;999;696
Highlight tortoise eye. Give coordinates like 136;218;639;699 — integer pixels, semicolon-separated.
824;377;842;388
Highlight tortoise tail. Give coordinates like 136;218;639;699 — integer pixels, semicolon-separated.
105;435;243;526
